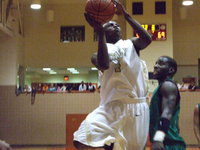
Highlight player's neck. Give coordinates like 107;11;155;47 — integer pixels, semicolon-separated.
158;76;172;84
107;38;121;44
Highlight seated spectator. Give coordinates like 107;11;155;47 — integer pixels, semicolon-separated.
188;82;196;91
177;82;182;90
70;83;79;91
66;83;73;92
42;84;49;93
48;84;57;92
15;86;23;96
78;81;87;92
60;84;67;91
179;82;189;90
88;82;96;92
57;85;61;92
24;85;32;94
37;83;42;93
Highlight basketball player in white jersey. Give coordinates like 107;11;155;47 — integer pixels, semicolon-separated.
73;1;152;150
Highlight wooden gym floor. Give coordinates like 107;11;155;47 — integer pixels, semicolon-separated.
12;146;200;150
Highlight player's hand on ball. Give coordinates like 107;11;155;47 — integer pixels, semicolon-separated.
0;140;11;150
84;13;103;30
114;0;125;15
151;141;164;150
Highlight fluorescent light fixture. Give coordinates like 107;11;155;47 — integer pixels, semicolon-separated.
67;68;80;74
182;0;194;6
43;68;51;71
49;71;57;74
67;68;76;71
30;0;41;9
91;67;98;70
71;71;79;74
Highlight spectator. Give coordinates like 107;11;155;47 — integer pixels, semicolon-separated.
88;82;96;92
177;82;182;90
188;82;196;91
24;85;31;94
78;81;87;92
42;84;49;94
37;83;42;93
48;84;57;92
56;85;61;92
66;83;73;92
179;82;189;90
70;83;79;91
60;84;67;92
31;85;37;105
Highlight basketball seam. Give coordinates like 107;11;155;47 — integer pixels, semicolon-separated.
87;0;115;23
90;0;100;12
96;0;101;24
99;0;114;13
90;0;114;13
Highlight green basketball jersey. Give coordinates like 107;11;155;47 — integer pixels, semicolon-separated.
149;79;186;146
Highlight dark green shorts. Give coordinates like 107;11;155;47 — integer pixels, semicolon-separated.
165;144;186;150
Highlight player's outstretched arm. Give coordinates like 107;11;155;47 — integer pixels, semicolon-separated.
114;1;152;52
152;81;178;150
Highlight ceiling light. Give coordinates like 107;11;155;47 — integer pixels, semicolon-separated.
30;0;41;9
49;71;57;74
91;67;98;70
182;0;194;6
67;68;76;71
71;71;79;74
43;68;51;71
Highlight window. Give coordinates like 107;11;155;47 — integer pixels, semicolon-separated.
155;1;166;14
60;26;85;42
132;2;143;15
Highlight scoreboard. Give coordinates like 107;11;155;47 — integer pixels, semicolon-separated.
135;24;167;41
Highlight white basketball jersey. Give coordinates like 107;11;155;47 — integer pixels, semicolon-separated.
99;39;148;105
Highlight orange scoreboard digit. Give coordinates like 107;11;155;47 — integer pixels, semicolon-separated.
135;24;166;41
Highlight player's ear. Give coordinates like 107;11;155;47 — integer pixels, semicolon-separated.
169;67;175;75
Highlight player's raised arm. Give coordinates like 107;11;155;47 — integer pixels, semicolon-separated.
114;1;152;52
84;13;109;71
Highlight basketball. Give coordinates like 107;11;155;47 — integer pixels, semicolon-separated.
85;0;115;24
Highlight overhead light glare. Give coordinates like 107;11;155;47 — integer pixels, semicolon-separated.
182;0;194;6
30;0;41;9
49;71;57;74
91;67;98;70
71;71;79;74
67;68;76;71
43;68;51;71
